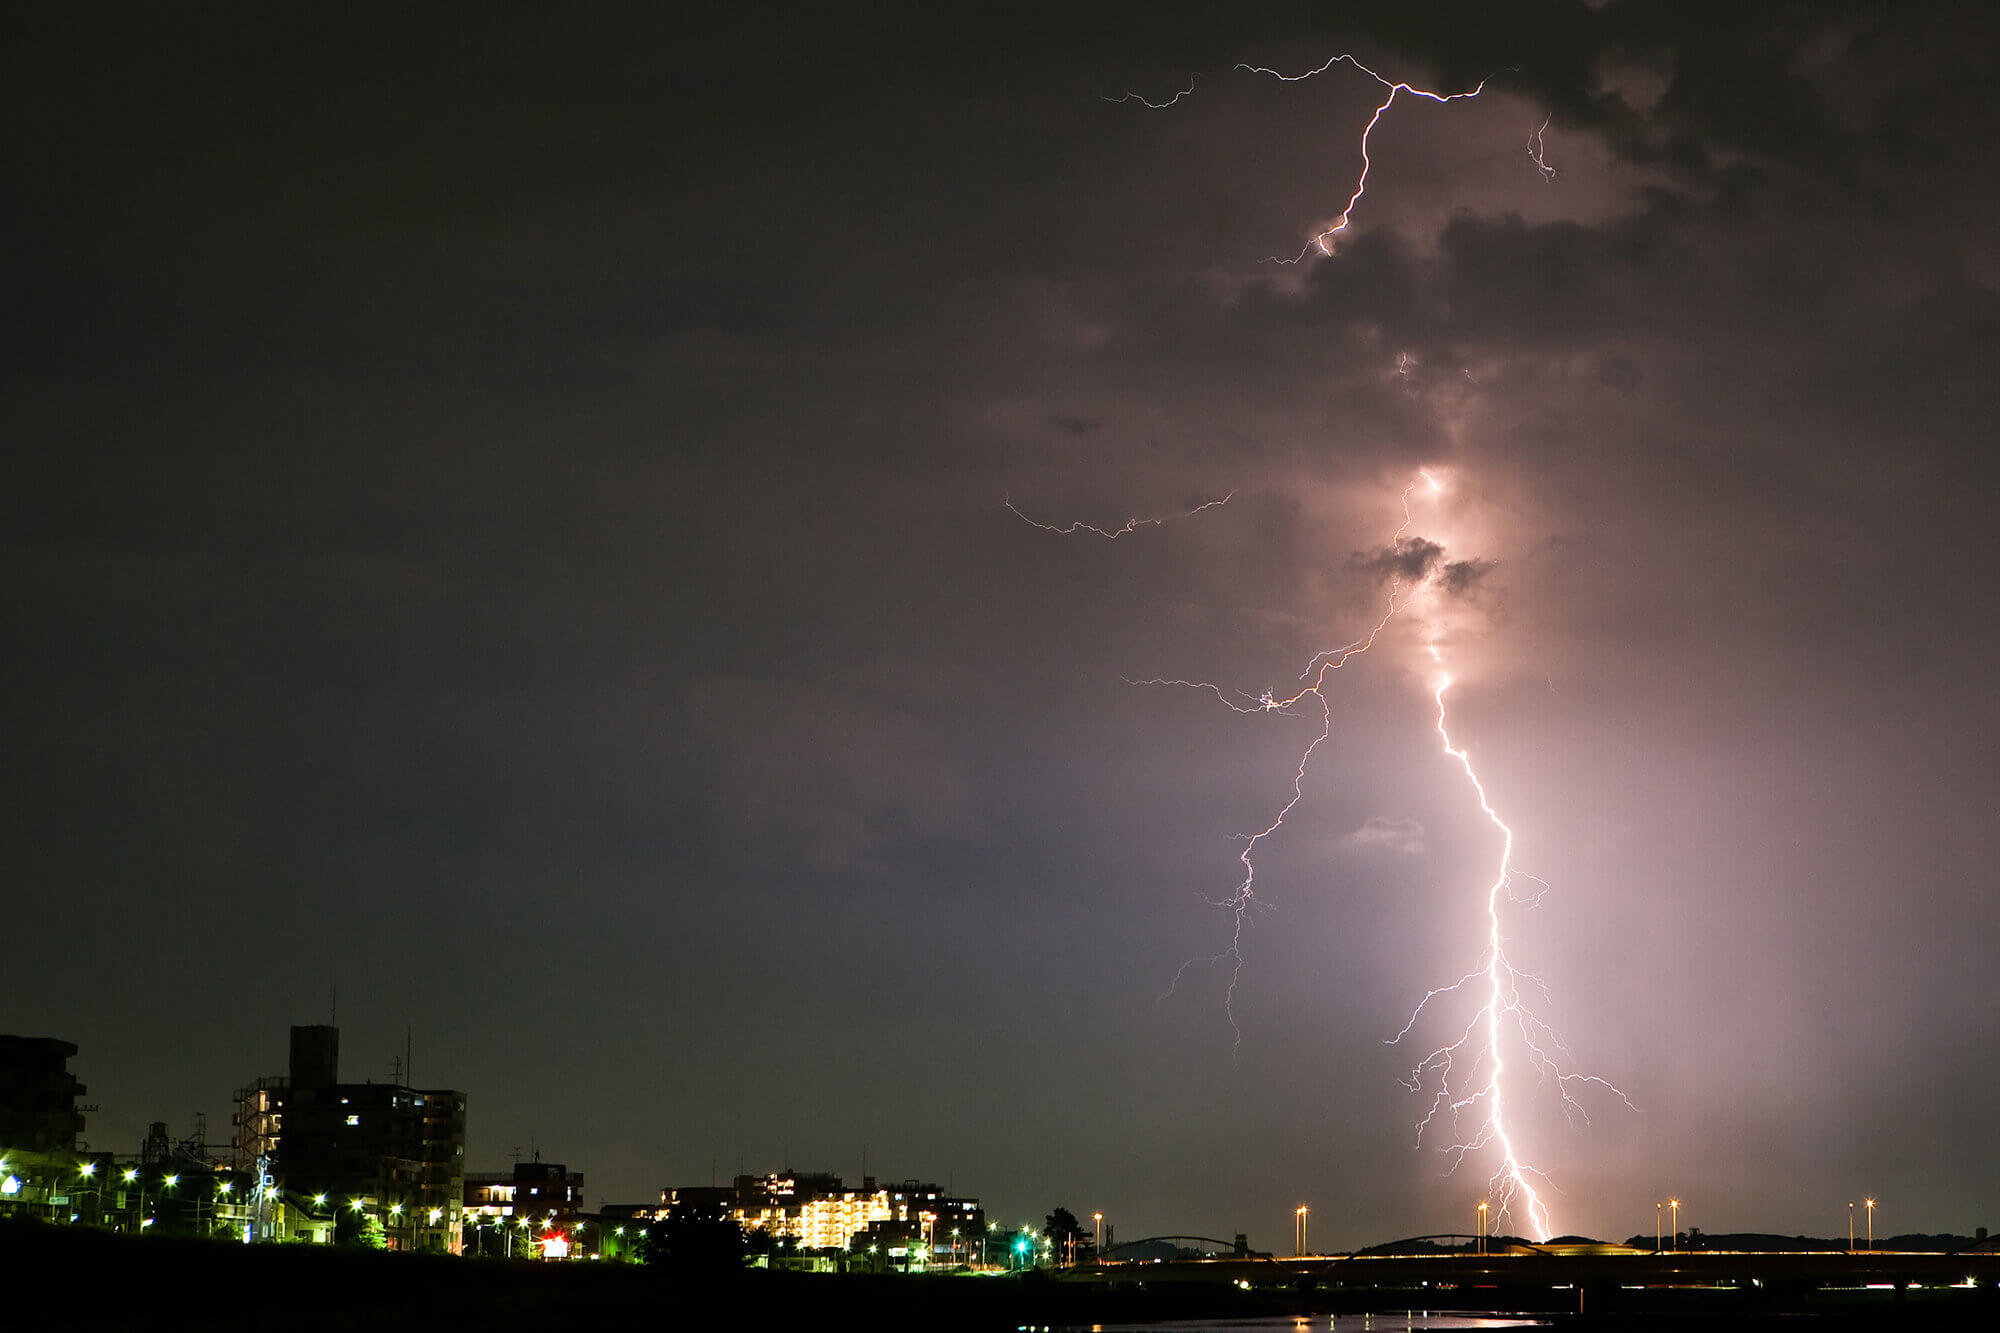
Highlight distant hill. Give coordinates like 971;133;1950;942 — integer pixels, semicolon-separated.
1618;1232;1982;1253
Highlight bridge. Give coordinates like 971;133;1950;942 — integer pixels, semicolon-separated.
1062;1239;2000;1317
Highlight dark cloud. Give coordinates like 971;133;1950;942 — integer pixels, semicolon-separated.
7;0;1998;1246
1350;537;1445;583
1440;558;1499;596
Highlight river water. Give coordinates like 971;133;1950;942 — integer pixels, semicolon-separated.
1079;1316;1547;1331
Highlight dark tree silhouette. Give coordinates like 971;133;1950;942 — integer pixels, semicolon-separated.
1044;1207;1093;1265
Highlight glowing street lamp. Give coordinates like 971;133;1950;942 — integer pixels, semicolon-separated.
1655;1202;1663;1253
1848;1201;1855;1251
1669;1198;1680;1252
1865;1197;1875;1251
1295;1204;1309;1257
1092;1212;1103;1259
1477;1200;1489;1256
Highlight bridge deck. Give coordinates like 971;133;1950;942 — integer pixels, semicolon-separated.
1077;1249;2000;1290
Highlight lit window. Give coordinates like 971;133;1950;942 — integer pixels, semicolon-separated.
345;1115;360;1126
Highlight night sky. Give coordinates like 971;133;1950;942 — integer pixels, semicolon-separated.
8;2;1999;1246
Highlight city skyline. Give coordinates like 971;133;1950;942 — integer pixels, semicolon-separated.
7;3;1997;1247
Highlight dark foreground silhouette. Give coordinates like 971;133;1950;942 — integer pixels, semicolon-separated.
11;1218;1995;1330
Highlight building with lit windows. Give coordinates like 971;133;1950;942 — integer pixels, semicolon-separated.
235;1025;466;1252
798;1187;895;1249
462;1158;585;1257
649;1171;983;1257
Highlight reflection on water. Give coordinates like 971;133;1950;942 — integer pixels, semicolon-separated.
1075;1315;1550;1332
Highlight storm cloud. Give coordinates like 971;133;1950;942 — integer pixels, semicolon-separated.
7;0;1998;1247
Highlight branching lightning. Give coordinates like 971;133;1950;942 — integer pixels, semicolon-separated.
1154;481;1418;1034
1003;490;1234;539
1015;469;1628;1239
1384;584;1632;1241
1234;55;1485;263
1022;49;1625;1241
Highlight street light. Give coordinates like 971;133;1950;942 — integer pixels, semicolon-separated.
1848;1201;1854;1251
1477;1201;1489;1256
1669;1198;1680;1252
120;1168;143;1231
1092;1212;1103;1260
1865;1197;1875;1251
1655;1202;1663;1253
1295;1204;1309;1257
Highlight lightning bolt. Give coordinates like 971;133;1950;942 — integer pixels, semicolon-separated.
1150;482;1420;1040
1528;113;1557;181
1017;469;1627;1236
1103;74;1198;109
1234;55;1486;263
1003;490;1234;539
1379;478;1630;1243
1021;49;1626;1239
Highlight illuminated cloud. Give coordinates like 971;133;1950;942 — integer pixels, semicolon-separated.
1345;815;1427;855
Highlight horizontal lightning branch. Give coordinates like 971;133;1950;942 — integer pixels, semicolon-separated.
1103;74;1198;108
1004;490;1235;539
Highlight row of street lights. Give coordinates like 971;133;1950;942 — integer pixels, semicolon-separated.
1653;1196;1881;1253
826;1192;1890;1268
1849;1196;1877;1251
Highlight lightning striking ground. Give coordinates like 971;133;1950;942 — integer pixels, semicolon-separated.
1386;594;1632;1241
1016;469;1627;1239
1024;50;1624;1240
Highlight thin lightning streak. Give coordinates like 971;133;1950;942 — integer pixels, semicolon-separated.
1158;483;1421;1045
1528;114;1557;181
1104;74;1198;109
1235;55;1485;263
1004;490;1235;539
